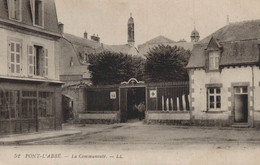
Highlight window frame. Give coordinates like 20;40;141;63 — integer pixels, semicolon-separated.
31;0;44;28
208;51;220;71
9;40;22;76
207;87;221;111
8;0;22;22
28;43;48;78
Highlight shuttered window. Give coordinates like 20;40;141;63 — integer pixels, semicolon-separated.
9;41;22;75
28;45;48;77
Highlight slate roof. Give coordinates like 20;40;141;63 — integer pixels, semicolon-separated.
64;33;103;52
138;35;193;57
103;44;138;55
60;33;105;77
0;0;60;34
187;19;260;69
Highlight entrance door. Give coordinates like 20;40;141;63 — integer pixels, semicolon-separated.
234;87;248;123
120;88;127;122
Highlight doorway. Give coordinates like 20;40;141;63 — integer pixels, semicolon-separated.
120;87;146;122
234;87;248;123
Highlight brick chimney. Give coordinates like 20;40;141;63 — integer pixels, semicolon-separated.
91;34;100;42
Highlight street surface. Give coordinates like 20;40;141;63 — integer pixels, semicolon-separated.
20;119;260;150
2;120;260;165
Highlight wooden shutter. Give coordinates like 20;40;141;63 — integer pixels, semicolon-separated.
40;48;45;77
9;41;15;74
45;49;48;77
30;0;35;23
28;45;34;76
7;41;12;74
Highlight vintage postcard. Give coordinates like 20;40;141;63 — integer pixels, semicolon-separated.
0;0;260;164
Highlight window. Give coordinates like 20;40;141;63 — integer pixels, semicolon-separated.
31;0;44;27
21;91;36;119
234;87;248;94
209;51;220;70
39;92;53;117
28;45;48;77
8;0;21;21
0;90;20;119
9;41;22;75
207;87;221;110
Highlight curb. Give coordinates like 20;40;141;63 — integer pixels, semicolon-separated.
0;131;82;145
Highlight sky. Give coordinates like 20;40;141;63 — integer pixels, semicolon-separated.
55;0;260;46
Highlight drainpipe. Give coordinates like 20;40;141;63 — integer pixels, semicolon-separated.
252;66;255;127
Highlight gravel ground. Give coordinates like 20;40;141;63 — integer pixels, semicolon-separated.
2;121;260;165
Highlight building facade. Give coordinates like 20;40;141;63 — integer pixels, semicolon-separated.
187;20;260;127
0;0;63;134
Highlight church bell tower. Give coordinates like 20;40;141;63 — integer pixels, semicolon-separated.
128;13;135;46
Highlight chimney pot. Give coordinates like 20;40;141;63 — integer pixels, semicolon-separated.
58;22;64;35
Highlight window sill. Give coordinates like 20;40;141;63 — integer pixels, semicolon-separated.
33;23;44;29
9;18;22;22
147;111;190;113
203;110;227;113
207;69;220;72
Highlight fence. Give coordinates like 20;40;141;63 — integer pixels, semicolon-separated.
146;81;190;111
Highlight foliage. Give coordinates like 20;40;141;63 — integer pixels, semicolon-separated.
144;45;191;82
88;51;145;85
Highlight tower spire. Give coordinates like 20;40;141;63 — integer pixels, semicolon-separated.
127;13;135;46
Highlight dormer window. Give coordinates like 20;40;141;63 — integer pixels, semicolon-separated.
30;0;44;27
8;0;22;21
209;51;220;70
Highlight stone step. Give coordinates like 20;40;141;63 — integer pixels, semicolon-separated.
231;123;250;128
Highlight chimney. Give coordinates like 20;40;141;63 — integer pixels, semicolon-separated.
84;31;88;39
91;34;100;42
227;15;230;25
58;22;64;35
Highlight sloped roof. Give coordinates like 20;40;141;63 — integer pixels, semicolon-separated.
103;44;138;55
60;33;104;77
199;19;260;43
145;35;175;45
187;20;260;69
0;0;60;34
138;35;193;57
64;33;102;49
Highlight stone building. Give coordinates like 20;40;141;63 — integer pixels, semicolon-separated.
0;0;63;134
187;20;260;127
138;29;199;57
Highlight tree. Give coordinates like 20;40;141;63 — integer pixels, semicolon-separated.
88;51;145;85
144;45;191;82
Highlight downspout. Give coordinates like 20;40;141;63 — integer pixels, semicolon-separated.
251;66;254;127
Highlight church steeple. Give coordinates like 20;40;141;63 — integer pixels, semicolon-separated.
128;13;135;46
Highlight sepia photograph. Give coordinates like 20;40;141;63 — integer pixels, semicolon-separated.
0;0;260;164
